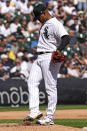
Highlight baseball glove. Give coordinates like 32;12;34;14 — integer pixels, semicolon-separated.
51;50;66;63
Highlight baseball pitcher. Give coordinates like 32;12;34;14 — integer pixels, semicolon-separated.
24;4;70;125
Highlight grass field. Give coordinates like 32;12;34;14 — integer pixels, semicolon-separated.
0;119;87;128
0;105;87;112
0;105;87;128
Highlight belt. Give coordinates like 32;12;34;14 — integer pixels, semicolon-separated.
37;52;51;55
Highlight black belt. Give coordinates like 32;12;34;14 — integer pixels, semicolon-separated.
37;52;51;55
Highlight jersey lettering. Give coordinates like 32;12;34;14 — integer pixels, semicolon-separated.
43;26;49;39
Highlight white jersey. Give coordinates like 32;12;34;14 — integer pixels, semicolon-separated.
37;17;68;52
10;23;21;33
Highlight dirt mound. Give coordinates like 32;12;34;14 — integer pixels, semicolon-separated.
0;123;83;131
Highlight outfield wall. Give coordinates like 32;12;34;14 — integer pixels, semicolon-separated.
0;78;87;106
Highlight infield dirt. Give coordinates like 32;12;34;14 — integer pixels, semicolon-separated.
0;109;87;131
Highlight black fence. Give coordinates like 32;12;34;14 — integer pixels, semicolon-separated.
0;78;87;106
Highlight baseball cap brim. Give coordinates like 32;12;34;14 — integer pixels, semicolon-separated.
33;11;45;21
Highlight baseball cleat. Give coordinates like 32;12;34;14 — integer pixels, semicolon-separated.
23;112;43;122
36;116;54;125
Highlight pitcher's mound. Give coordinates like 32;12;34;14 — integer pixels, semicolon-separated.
0;123;83;131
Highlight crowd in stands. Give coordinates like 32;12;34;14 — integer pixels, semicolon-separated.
0;0;87;79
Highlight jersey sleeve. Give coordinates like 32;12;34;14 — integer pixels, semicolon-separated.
53;20;68;38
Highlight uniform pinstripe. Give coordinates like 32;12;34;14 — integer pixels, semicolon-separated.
27;17;68;120
28;53;61;118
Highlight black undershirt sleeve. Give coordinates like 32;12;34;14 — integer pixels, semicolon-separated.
57;35;70;51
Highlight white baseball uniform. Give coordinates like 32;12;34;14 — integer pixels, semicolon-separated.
28;17;68;119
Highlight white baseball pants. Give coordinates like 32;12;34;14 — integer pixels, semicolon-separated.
27;54;61;119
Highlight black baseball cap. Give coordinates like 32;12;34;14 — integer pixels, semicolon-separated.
33;4;46;21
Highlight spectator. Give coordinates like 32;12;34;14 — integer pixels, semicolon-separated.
10;17;21;33
20;1;33;15
11;51;30;79
71;53;85;66
65;14;77;27
1;53;14;70
67;62;85;78
0;61;10;79
10;39;19;54
10;58;21;77
0;36;8;51
68;29;77;45
0;20;11;37
63;1;76;15
71;53;86;73
0;0;15;16
14;0;27;10
70;18;79;32
78;11;84;24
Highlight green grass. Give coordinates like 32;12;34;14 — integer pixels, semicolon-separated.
0;119;87;128
0;106;29;112
0;105;87;112
0;120;23;123
54;119;87;128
